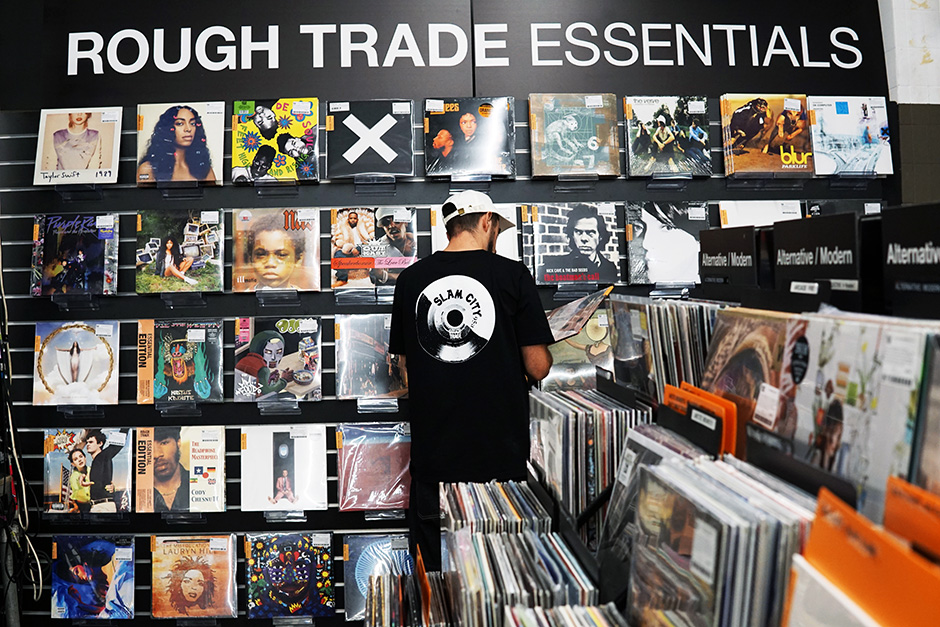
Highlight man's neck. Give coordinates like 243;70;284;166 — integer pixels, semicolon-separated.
444;231;487;252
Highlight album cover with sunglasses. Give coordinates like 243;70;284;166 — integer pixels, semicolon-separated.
232;98;319;184
626;201;710;285
424;96;516;178
232;207;320;292
136;102;225;186
325;100;415;178
330;207;417;290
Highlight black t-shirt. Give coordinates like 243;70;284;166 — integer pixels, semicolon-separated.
389;250;554;483
89;444;122;501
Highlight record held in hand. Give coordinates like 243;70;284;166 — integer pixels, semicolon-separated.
326;100;415;178
415;275;496;363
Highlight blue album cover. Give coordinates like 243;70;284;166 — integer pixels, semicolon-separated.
343;534;413;621
51;535;135;619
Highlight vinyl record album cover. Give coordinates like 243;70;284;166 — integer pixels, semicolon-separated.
608;296;658;401
135;102;225;186
232;207;321;292
915;337;940;497
718;200;803;228
430;203;519;261
330;207;417;289
151;535;237;619
326;99;414;178
240;424;328;511
424;96;515;177
135;209;223;294
808;96;892;176
34;321;119;406
234;317;322;403
31;214;119;297
335;314;407;400
805;199;881;218
51;535;135;619
246;532;334;619
34;107;122;185
528;93;620;177
232;98;319;184
721;94;813;176
532;202;621;285
136;319;223;404
343;534;413;621
543;308;613;392
135;426;225;513
625;96;711;177
336;422;411;511
43;428;132;514
626;201;710;284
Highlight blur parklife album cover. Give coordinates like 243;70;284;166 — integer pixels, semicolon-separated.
51;535;135;619
325;99;415;178
343;534;414;621
135;102;225;186
430;203;520;261
246;532;334;619
240;424;328;512
31;213;119;297
232;98;319;184
136;319;223;404
234;317;322;403
807;96;893;176
151;535;237;619
424;96;515;178
135;426;225;513
43;427;132;514
136;209;223;294
334;314;407;400
626;95;711;177
330;207;417;290
720;94;813;176
626;201;710;285
531;202;621;285
528;93;620;177
34;107;122;186
34;321;119;406
232;207;321;292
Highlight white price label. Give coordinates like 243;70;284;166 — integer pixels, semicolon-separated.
291;101;313;116
329;102;350;112
830;279;859;292
200;210;219;225
299;318;317;333
96;215;114;229
688;205;708;221
206;102;225;114
187;329;206;343
311;533;331;546
401;422;411;436
753;383;781;429
390;537;409;551
297;208;318;221
584;95;604;108
114;547;133;562
616;448;638;486
598;203;616;216
95;324;113;337
881;331;919;386
426;99;445;113
597;313;609;328
690;519;718;584
209;538;228;551
784;98;802;112
393;208;412;223
100;109;121;124
108;431;127;447
630;310;644;339
393;102;412;115
688;100;707;114
790;281;819;295
289;425;309;439
864;203;882;215
384;315;392;329
200;429;221;442
690;408;717;431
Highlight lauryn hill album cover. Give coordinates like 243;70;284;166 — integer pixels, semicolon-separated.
151;535;237;618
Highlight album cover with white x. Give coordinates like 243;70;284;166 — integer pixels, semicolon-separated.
325;100;415;178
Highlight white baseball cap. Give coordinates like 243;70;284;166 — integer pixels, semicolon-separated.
441;190;514;232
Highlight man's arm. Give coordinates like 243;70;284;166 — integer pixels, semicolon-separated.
521;345;552;382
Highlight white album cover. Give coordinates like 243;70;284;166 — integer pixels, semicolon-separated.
34;107;123;185
240;424;327;511
430;204;519;261
719;200;803;228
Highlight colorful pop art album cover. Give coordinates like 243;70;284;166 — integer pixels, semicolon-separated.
136;209;223;294
232;207;321;292
151;535;237;619
531;202;621;285
43;428;132;515
720;93;813;176
430;203;520;261
343;534;413;621
136;319;223;405
330;207;418;289
135;426;225;513
31;214;119;297
325;99;415;178
135;102;225;186
240;424;328;512
807;96;893;176
51;535;135;619
232;98;319;184
424;96;515;178
34;107;122;186
528;93;620;177
625;95;711;177
626;201;710;285
334;314;407;400
34;321;119;406
234;317;322;403
246;532;334;619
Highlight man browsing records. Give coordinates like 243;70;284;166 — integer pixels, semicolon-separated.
389;190;553;570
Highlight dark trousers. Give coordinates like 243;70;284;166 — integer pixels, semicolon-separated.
408;478;442;572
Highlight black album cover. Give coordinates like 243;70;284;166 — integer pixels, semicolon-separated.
325;100;414;178
424;97;515;178
532;202;621;285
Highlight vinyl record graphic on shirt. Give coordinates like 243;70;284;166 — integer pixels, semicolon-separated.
415;276;495;363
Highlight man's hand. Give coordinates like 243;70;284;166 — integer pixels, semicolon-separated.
106;483;114;493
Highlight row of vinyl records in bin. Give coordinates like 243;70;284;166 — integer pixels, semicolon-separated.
30;94;893;190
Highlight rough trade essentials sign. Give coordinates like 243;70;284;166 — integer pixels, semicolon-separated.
15;0;887;107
